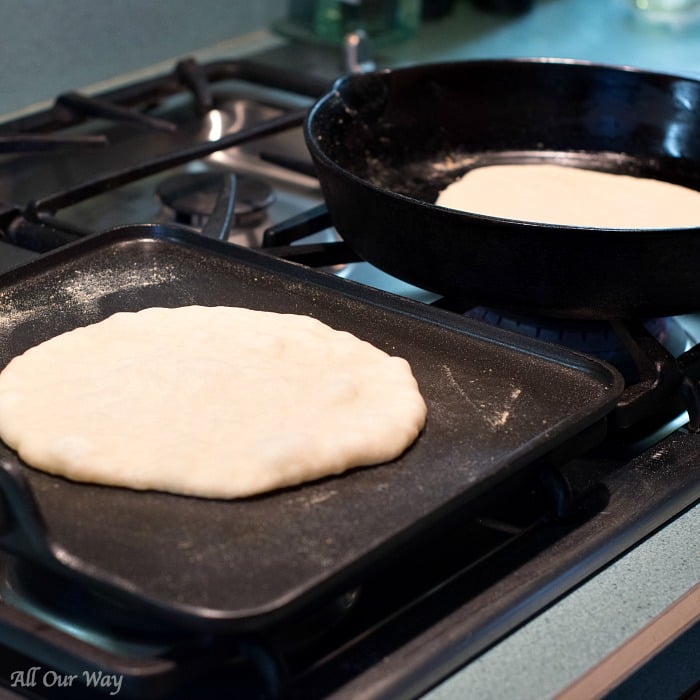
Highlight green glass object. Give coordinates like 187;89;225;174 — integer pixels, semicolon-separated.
280;0;421;46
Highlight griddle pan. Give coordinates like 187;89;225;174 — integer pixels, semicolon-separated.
305;58;700;319
0;225;623;632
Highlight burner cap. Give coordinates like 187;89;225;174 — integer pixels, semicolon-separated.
157;171;275;228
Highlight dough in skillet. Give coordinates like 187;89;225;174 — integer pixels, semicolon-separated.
436;164;700;228
0;306;427;499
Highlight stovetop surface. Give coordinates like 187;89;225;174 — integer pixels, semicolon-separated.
0;2;699;694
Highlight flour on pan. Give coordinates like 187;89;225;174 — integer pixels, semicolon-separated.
0;305;427;499
60;264;178;305
0;263;180;333
441;364;522;430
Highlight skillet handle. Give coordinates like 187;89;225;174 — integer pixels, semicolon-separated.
0;453;53;560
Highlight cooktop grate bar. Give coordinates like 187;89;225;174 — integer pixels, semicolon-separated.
25;109;306;217
55;92;177;133
0;59;329;137
0;135;109;154
175;58;214;116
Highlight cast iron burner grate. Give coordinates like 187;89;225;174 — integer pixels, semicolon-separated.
0;56;328;253
462;308;691;381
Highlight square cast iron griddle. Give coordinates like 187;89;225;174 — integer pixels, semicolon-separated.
0;225;623;632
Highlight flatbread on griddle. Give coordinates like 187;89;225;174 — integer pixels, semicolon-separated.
0;306;427;499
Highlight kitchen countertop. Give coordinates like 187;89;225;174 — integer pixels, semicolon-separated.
425;503;700;699
247;0;700;84
381;0;700;76
26;0;700;117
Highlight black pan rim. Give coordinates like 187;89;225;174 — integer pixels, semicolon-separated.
304;56;700;237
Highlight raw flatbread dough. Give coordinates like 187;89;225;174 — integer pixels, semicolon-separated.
0;306;427;499
436;164;700;229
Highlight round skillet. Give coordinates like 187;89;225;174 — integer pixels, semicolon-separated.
304;58;700;319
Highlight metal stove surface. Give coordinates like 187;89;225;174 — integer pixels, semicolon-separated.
0;69;436;305
0;56;698;700
4;96;313;231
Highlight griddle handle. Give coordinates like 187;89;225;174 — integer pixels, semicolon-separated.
0;457;53;559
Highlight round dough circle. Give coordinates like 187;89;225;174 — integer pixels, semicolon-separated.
436;164;700;229
0;306;427;499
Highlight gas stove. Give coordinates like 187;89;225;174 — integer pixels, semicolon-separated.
0;56;698;700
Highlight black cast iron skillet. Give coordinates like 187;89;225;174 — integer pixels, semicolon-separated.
305;58;700;319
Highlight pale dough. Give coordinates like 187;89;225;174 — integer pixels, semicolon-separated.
0;306;427;499
435;164;700;229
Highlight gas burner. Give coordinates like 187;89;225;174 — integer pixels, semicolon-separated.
464;308;693;380
156;171;275;230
